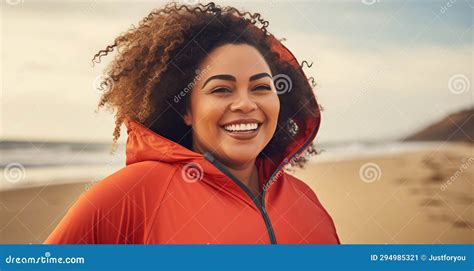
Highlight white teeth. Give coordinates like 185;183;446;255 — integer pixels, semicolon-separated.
223;123;259;132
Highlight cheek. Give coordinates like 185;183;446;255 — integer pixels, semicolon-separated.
191;97;226;138
261;95;280;129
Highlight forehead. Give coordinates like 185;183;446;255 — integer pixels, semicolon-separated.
199;44;272;78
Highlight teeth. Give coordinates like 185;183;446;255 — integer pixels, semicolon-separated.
224;123;259;132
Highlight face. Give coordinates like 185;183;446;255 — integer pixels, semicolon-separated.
183;44;280;168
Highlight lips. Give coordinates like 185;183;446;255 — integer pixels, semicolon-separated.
223;123;259;132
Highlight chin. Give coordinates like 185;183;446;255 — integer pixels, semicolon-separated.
219;146;261;165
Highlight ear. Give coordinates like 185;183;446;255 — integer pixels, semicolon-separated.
183;111;192;126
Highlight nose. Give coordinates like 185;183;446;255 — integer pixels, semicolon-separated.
229;89;257;113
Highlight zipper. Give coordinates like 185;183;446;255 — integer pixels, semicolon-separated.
204;152;277;244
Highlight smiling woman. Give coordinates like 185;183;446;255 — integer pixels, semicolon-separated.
43;2;340;244
183;44;280;197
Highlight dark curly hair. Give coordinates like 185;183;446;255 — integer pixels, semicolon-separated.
92;1;320;168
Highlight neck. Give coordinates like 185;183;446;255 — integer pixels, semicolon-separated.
193;144;261;196
225;161;261;197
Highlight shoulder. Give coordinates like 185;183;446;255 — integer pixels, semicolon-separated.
82;161;178;214
282;172;341;244
90;161;177;198
44;161;178;244
282;172;338;229
283;172;341;243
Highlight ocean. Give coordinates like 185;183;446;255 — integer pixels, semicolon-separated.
0;141;125;191
0;140;441;191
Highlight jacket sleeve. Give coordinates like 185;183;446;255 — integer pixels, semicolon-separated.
43;162;171;244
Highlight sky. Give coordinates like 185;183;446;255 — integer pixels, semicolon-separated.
1;0;472;144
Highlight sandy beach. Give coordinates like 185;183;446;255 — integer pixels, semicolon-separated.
0;182;88;244
1;142;472;244
296;142;473;244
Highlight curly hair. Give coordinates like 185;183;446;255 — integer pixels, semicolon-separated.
93;1;320;168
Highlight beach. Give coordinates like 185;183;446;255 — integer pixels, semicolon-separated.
0;182;88;244
0;142;472;244
296;142;473;244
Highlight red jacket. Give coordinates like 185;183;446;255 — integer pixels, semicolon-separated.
44;40;340;245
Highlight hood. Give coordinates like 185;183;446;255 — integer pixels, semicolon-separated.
125;34;321;186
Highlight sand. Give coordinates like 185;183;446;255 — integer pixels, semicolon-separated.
0;182;89;244
295;142;473;244
1;142;472;244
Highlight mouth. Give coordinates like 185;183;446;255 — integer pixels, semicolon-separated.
220;122;262;140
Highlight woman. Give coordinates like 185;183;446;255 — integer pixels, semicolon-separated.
44;2;340;244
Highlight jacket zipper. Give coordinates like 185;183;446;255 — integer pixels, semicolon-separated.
204;152;277;244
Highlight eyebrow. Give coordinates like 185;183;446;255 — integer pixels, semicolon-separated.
249;72;272;82
201;72;272;89
201;74;235;89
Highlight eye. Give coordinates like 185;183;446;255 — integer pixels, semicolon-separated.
253;84;272;91
211;87;232;94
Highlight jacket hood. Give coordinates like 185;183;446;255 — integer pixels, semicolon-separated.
125;34;321;186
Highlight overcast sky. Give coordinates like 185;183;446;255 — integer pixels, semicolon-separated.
1;0;472;144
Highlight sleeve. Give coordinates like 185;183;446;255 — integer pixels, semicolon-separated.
43;162;172;244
